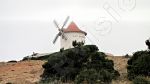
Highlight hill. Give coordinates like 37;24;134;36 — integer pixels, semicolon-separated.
0;56;131;84
0;60;45;84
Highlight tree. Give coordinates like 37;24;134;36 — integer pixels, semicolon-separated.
127;50;150;80
40;45;119;83
72;40;77;47
60;48;64;53
72;41;85;48
127;39;150;80
145;39;150;50
132;76;150;84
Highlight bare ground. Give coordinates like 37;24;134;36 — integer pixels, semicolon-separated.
0;60;45;84
107;56;132;84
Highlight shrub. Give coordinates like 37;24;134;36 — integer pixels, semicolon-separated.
40;45;119;83
127;50;150;80
72;40;84;48
84;45;99;53
60;48;64;53
75;69;98;84
145;39;150;50
124;54;130;58
7;60;17;63
133;76;150;84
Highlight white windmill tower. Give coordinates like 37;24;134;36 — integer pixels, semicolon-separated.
53;16;87;49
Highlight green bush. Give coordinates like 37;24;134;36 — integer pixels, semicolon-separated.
75;69;98;84
75;69;114;84
127;50;150;80
133;76;150;84
72;40;84;48
145;39;150;50
40;45;119;83
124;54;130;58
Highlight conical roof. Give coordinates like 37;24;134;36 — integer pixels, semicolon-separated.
63;21;87;35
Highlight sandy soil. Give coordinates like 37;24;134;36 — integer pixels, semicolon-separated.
0;60;45;84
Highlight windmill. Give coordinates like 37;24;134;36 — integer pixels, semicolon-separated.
52;16;87;49
53;16;70;44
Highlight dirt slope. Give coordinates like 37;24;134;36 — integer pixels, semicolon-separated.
0;60;45;84
107;56;131;84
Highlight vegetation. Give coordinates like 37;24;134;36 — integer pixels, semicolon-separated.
133;76;150;84
127;39;150;80
127;50;150;80
145;39;150;50
124;54;130;58
7;60;17;63
40;45;119;83
72;40;84;47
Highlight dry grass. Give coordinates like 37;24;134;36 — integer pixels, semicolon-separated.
0;60;45;84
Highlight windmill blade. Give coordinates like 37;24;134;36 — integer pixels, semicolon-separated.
61;16;70;29
53;33;60;44
53;20;60;30
62;33;67;40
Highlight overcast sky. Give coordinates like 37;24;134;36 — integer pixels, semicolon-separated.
0;0;150;61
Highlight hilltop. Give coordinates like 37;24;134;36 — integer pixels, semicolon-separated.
0;56;131;84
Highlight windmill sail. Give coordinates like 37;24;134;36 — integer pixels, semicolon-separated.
52;16;69;44
53;33;60;44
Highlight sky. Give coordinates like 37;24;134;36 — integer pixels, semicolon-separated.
0;0;150;61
